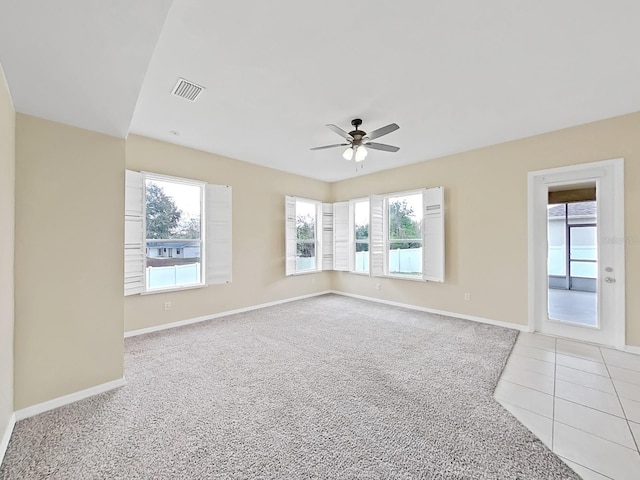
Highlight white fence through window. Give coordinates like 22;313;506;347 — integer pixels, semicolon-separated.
147;263;201;289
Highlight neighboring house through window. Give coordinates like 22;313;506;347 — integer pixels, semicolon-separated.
124;170;232;295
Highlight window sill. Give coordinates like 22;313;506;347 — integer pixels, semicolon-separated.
380;274;426;282
141;283;207;295
292;270;323;276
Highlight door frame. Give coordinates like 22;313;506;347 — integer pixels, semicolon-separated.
527;158;625;348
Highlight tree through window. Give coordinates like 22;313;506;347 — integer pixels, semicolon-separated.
387;193;423;276
145;176;203;290
295;199;318;271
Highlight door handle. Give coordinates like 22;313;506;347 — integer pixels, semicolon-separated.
605;277;616;283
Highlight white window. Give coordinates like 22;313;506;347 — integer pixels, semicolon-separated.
144;174;203;289
296;199;318;271
386;192;423;277
124;170;232;295
353;199;370;273
370;187;444;282
285;189;443;281
285;196;326;275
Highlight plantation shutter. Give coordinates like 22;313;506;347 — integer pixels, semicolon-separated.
422;186;445;282
285;195;297;275
348;202;356;272
369;194;384;277
333;201;350;271
322;203;334;271
206;184;232;285
124;170;145;295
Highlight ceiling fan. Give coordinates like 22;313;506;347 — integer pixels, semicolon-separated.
311;118;400;162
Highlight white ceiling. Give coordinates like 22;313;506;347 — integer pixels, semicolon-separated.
2;1;640;182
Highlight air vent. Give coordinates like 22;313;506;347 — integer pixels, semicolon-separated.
171;78;204;102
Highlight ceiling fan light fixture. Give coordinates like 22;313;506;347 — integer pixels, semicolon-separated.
311;119;399;162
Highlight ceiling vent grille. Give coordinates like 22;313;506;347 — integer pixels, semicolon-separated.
171;78;204;102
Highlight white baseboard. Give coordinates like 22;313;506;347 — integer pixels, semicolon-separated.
1;412;16;466
329;290;530;332
124;288;636;351
125;290;333;338
625;344;640;355
14;377;126;421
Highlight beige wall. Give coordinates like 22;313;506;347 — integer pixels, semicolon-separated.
0;64;15;441
7;109;640;413
124;135;332;332
14;115;125;409
331;112;640;347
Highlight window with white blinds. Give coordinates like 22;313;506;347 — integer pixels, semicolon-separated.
124;170;232;295
332;187;445;282
284;189;444;282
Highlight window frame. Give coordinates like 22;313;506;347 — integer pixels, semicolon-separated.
125;169;232;296
367;187;444;282
383;189;424;279
352;198;370;274
142;172;207;293
286;196;324;275
283;188;443;282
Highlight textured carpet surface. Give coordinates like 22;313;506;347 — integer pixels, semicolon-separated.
1;294;578;479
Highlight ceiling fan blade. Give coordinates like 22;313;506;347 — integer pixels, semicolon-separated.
310;143;350;151
366;123;399;141
364;142;400;152
326;124;354;140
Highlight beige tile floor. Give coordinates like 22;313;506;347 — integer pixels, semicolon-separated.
495;333;640;479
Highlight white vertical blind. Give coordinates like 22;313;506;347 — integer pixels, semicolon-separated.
206;184;233;285
333;201;350;271
422;186;445;282
369;194;384;277
285;195;297;276
322;203;334;271
124;170;145;295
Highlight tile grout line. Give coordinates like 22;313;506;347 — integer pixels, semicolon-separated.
554;396;627;421
555;362;613;380
514;341;556;355
499;377;553;396
553;417;639;451
555;376;623;399
559;457;616;480
496;398;553;421
516;334;640;478
503;363;555;380
553;376;615;395
606;363;640;379
555;350;606;365
510;350;555;365
555;354;610;374
601;345;640;454
558;342;632;479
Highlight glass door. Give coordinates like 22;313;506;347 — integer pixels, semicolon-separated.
547;202;597;327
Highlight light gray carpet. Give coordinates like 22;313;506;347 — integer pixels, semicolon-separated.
1;294;578;479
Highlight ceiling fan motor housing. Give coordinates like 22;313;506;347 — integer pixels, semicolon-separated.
349;118;366;145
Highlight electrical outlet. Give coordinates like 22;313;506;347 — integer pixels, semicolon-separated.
164;301;172;311
376;283;381;290
464;293;471;301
